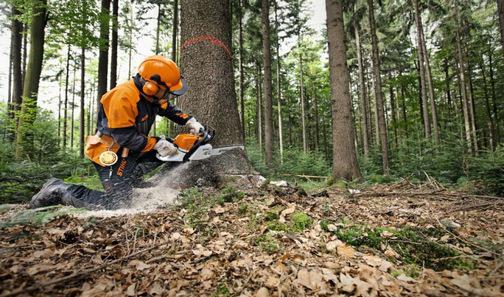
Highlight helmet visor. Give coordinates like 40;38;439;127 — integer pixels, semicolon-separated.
170;78;188;96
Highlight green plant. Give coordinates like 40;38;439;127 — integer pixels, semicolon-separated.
291;212;312;231
256;233;280;254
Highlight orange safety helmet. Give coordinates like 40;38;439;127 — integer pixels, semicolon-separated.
137;55;188;98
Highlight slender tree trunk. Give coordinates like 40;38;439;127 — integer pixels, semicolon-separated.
498;0;504;54
22;23;27;87
97;0;110;110
9;5;23;121
80;47;86;157
400;80;408;135
444;58;452;131
64;46;70;149
71;63;76;149
423;45;440;144
355;25;370;157
479;58;495;150
274;0;283;162
325;0;361;180
261;0;273;166
15;0;47;158
256;62;263;152
313;94;320;151
110;0;118;88
172;0;178;61
367;0;389;174
128;0;134;78
58;74;62;146
179;0;243;146
389;81;398;149
413;0;431;139
300;53;307;153
238;0;246;142
455;3;473;154
467;61;478;153
156;2;161;54
488;49;500;142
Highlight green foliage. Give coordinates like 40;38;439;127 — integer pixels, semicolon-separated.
256;233;280;254
467;146;504;196
291;211;312;231
0;205;86;228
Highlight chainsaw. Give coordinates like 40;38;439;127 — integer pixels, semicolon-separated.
156;128;244;162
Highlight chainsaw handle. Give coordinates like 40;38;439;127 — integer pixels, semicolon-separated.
183;128;215;162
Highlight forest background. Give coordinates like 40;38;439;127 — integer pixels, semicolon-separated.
0;0;503;204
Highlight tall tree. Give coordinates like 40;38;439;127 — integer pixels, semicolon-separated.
261;0;273;166
9;5;23;121
326;0;361;180
498;0;504;54
179;0;243;146
97;0;110;109
367;0;389;174
238;0;246;142
274;0;284;162
15;0;48;158
110;0;119;88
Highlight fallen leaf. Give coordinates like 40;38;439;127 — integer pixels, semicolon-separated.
337;244;356;258
128;260;151;271
126;283;136;296
396;274;416;283
149;282;163;295
363;255;393;272
256;287;270;297
200;268;214;280
279;204;296;223
296;268;325;291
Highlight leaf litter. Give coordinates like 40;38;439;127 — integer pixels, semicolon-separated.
0;180;503;296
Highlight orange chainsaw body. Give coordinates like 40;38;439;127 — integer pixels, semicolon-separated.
173;134;200;152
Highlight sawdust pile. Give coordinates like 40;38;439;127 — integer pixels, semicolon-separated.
1;182;503;296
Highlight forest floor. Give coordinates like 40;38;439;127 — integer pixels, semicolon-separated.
0;181;503;296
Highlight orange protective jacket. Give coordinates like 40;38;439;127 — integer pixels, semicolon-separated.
86;78;191;165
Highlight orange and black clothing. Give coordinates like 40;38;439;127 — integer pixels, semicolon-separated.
96;76;192;154
64;76;192;210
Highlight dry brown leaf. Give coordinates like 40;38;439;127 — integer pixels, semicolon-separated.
296;268;325;291
192;244;212;257
149;282;164;295
363;255;393;272
279;204;296;223
396;274;416;283
256;287;270;297
337;244;356;258
26;263;53;276
129;260;151;271
126;283;136;296
200;268;214;280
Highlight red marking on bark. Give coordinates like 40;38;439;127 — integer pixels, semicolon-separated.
182;35;232;60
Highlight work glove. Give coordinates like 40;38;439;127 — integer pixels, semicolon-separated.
154;137;177;157
186;117;204;135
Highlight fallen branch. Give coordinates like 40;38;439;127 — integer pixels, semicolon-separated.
351;190;503;200
282;174;328;180
1;243;169;297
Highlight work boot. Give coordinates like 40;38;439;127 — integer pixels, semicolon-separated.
29;178;70;208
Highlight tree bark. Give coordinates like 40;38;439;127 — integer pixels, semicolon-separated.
367;0;389;174
355;25;370;157
413;0;431;140
300;53;307;153
97;0;110;109
389;81;398;149
454;3;473;154
498;0;504;55
9;5;23;120
274;1;283;162
467;61;478;153
155;2;161;54
179;0;243;146
80;47;86;157
479;58;495;150
261;0;273;166
325;0;361;180
71;62;76;149
172;0;179;61
58;74;62;146
488;49;500;142
15;0;47;158
64;46;71;149
238;0;246;142
110;0;118;88
256;64;263;151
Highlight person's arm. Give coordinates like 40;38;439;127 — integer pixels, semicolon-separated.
157;102;192;125
110;127;157;152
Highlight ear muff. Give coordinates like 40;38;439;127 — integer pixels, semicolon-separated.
142;80;160;96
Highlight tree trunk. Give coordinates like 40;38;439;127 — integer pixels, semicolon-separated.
413;0;431;140
110;0;118;88
58;74;62;146
128;0;134;78
389;81;398;149
300;53;307;153
22;23;27;87
488;49;500;142
479;58;495;150
238;0;246;142
256;62;263;151
64;46;70;149
423;43;440;144
455;4;473;154
15;0;47;158
97;0;110;109
367;0;389;174
9;5;23;121
467;61;478;153
498;0;504;54
355;25;370;157
179;0;243;146
155;2;161;54
261;0;273;167
326;0;361;180
444;58;453;131
274;0;283;162
71;63;76;149
172;0;179;61
80;47;86;157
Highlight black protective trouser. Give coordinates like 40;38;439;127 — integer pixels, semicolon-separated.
64;148;170;210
